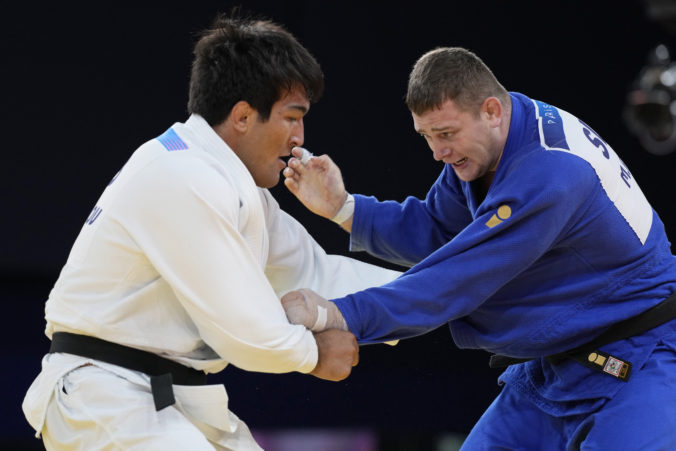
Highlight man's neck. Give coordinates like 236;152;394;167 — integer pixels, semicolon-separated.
473;170;496;204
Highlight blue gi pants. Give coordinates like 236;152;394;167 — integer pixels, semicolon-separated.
461;342;676;450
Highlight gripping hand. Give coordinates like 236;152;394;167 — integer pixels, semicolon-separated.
281;288;348;332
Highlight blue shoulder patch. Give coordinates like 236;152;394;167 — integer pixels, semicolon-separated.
156;128;189;151
534;100;570;150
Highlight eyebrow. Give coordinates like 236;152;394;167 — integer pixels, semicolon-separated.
288;104;309;114
416;125;453;134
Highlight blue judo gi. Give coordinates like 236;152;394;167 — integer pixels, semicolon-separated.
332;93;676;449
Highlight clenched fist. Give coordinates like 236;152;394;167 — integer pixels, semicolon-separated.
310;329;359;381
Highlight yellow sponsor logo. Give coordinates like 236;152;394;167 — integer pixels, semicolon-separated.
485;205;512;228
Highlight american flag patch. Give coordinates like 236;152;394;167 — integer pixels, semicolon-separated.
157;128;188;151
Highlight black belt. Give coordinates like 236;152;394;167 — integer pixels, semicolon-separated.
489;291;676;382
50;332;207;411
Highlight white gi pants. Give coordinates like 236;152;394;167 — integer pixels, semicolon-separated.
29;354;262;451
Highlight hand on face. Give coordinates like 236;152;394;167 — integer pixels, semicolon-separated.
283;148;348;219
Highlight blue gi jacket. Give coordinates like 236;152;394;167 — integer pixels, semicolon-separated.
333;92;676;414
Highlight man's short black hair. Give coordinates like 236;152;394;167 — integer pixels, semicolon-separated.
188;13;324;125
406;47;509;116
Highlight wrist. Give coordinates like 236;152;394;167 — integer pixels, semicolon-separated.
328;302;348;331
310;305;328;332
331;192;354;224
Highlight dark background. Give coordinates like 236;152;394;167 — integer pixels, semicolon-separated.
3;1;675;449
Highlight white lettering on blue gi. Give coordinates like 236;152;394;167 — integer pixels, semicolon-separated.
533;100;652;244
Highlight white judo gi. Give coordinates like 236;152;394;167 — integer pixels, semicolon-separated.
22;114;401;450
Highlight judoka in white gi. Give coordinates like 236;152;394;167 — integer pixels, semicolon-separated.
22;14;400;450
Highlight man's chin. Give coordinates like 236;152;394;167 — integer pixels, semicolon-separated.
252;172;280;189
452;166;484;183
452;168;473;182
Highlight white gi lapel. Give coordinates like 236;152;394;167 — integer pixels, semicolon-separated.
178;115;269;266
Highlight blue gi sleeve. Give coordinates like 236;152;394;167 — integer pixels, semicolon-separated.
334;152;597;343
350;165;474;267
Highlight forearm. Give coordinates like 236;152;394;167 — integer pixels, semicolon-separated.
265;202;401;300
349;194;454;267
331;192;354;233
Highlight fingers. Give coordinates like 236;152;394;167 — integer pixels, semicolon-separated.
280;289;303;306
351;334;359;367
286;156;306;174
282;158;305;193
283;176;298;193
291;146;305;159
291;146;313;164
310;329;360;381
283;153;344;219
288;152;329;173
282;164;301;194
280;290;316;329
288;145;312;173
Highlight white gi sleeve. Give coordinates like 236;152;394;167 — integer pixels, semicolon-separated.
115;156;317;374
259;189;402;298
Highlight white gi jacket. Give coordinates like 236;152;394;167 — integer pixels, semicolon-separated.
23;115;400;449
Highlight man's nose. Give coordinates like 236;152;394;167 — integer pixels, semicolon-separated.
290;119;304;148
430;141;451;161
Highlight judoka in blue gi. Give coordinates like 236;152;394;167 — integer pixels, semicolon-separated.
281;47;676;450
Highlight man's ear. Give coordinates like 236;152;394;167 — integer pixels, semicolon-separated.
230;101;255;132
482;97;503;126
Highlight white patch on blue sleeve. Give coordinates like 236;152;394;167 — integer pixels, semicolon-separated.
533;100;652;244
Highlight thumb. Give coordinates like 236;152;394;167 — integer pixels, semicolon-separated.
281;290;304;306
281;290;317;329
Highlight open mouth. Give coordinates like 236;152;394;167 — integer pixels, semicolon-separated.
279;154;292;165
453;157;468;166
